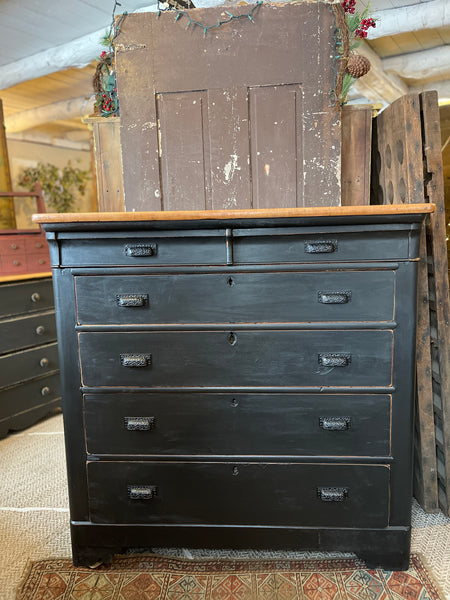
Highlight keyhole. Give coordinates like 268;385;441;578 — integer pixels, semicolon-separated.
227;277;234;286
228;332;237;346
231;398;239;407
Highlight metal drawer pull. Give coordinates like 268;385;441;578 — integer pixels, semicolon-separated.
319;416;351;431
305;240;337;254
116;294;148;307
41;386;51;396
128;485;157;500
318;487;348;502
36;325;46;335
318;353;351;367
318;291;351;304
124;243;157;258
31;292;41;303
40;357;49;368
124;416;155;431
120;353;152;368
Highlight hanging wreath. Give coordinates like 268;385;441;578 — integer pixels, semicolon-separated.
92;2;127;117
93;50;119;117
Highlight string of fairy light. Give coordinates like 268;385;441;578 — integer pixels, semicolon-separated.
156;0;263;37
95;0;264;116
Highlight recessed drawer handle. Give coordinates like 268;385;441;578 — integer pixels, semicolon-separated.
124;416;155;431
128;485;157;500
124;243;157;258
120;353;152;368
318;487;348;502
116;294;149;307
319;416;351;431
305;240;337;254
318;291;351;304
318;353;351;367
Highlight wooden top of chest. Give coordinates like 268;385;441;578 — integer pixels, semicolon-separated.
33;204;434;226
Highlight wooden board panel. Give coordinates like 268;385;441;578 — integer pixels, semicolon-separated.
420;91;450;515
341;105;372;206
115;2;341;212
413;228;439;512
208;87;251;211
371;94;424;206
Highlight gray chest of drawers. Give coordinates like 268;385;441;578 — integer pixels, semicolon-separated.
0;275;61;438
36;205;433;569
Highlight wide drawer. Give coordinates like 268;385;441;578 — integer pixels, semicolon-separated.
75;269;395;325
59;231;226;266
0;342;59;389
232;227;411;263
0;311;57;355
0;278;54;318
84;392;391;457
87;461;390;527
79;330;393;388
0;372;61;424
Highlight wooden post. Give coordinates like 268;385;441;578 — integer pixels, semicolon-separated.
0;99;16;229
341;104;373;206
83;116;124;212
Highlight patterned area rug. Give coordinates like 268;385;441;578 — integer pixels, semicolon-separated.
16;553;444;599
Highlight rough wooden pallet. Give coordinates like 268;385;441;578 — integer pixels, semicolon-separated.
420;92;450;515
371;91;449;514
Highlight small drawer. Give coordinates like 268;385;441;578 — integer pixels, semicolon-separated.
0;253;28;275
59;231;226;267
0;342;59;388
24;234;48;253
75;269;395;325
84;392;391;457
26;253;51;272
0;373;61;426
0;311;57;355
87;461;390;528
78;330;393;388
0;278;54;318
0;236;26;255
232;227;410;264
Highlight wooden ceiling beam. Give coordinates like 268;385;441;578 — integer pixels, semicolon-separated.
369;0;450;39
383;46;450;81
5;97;94;133
6;131;90;151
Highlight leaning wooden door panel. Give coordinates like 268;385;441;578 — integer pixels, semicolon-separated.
116;2;340;211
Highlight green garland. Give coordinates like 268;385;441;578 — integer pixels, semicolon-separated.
157;0;263;37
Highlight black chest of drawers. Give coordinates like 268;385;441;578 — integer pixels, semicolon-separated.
0;275;61;438
37;206;433;569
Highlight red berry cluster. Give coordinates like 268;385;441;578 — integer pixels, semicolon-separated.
355;17;376;38
342;0;356;14
101;88;118;113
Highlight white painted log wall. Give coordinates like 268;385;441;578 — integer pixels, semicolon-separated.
368;0;450;38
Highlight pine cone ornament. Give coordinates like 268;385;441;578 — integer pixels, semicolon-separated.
346;54;371;78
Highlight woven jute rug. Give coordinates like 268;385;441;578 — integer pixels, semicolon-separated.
16;552;444;599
